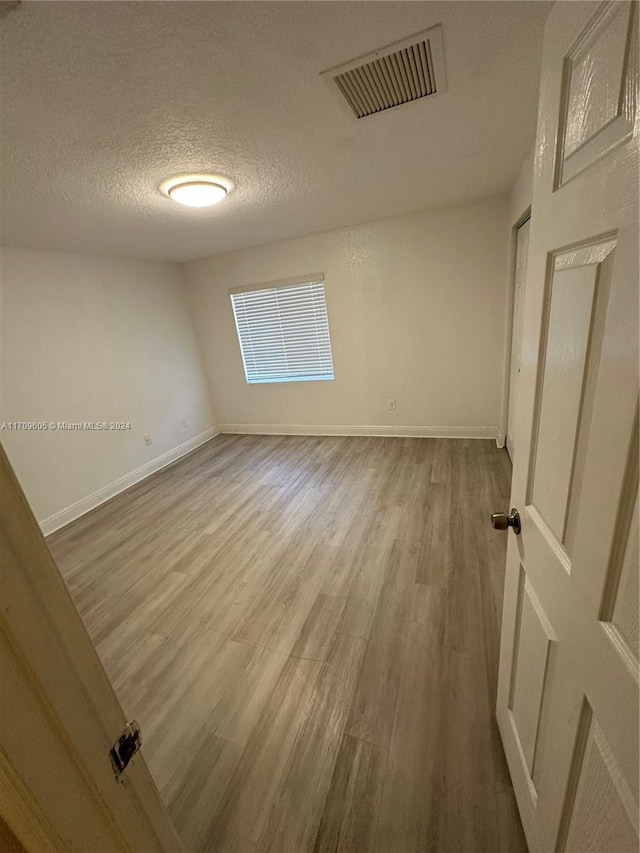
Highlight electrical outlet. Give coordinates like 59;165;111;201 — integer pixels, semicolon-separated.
181;418;189;428
143;434;152;446
388;398;397;411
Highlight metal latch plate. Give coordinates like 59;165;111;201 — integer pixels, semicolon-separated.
110;720;141;775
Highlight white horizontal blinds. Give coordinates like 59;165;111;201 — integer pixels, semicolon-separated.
231;280;334;384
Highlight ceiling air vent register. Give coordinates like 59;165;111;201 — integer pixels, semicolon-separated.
322;25;447;119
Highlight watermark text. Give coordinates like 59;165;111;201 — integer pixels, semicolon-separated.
1;421;132;431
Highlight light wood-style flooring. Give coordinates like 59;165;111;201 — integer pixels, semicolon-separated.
49;434;527;853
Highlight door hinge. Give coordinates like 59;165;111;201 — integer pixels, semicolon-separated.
110;721;141;775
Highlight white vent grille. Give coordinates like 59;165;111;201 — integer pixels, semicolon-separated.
322;25;446;119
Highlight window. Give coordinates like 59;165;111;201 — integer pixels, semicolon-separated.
230;275;334;384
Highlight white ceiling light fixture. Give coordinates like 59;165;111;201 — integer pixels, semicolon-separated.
169;181;226;207
161;174;234;208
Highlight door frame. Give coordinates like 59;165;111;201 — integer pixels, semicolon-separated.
498;205;532;453
0;442;183;851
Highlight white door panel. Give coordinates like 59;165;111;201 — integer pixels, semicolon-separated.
496;2;639;852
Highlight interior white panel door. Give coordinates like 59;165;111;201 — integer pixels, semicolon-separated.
495;3;639;853
0;443;183;851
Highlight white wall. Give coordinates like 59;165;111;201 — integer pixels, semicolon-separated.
0;248;216;530
183;196;510;437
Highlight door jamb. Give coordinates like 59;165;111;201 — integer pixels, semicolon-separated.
498;206;532;454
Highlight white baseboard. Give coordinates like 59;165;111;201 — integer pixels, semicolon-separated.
496;433;506;448
218;423;498;439
40;427;219;536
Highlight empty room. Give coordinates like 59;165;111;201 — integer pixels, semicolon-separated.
1;1;638;852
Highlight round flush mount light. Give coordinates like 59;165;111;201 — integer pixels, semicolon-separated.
160;174;234;208
170;181;226;207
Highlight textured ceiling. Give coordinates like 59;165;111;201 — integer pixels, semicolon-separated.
0;1;550;261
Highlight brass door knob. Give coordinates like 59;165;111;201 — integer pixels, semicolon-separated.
491;508;521;534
